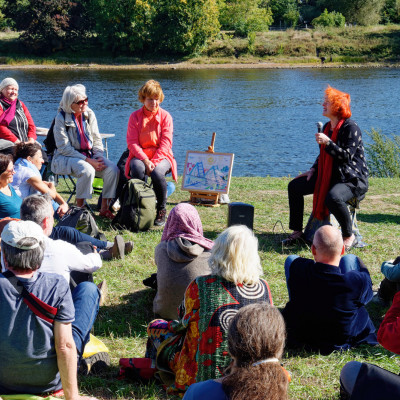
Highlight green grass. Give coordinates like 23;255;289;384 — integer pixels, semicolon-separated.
58;176;400;399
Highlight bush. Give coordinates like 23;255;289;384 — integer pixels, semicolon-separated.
365;128;400;177
312;9;345;27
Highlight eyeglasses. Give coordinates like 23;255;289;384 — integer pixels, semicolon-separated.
74;97;88;105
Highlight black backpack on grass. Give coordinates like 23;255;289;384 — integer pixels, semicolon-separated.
112;179;156;232
44;110;65;156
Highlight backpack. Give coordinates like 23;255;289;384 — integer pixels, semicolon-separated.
57;206;106;240
44;110;65;155
112;178;156;232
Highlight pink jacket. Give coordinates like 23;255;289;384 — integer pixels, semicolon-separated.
125;106;177;182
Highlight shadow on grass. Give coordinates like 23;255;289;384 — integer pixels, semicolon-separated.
95;288;156;337
358;213;400;225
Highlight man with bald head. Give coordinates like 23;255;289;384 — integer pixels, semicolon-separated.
282;225;377;354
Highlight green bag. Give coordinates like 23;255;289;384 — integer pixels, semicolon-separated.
111;178;156;232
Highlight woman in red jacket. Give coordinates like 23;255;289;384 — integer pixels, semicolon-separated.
0;78;37;154
125;80;177;226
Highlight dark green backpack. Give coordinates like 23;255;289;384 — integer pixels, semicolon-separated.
112;179;156;232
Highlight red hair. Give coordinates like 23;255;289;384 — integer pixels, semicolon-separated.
324;86;351;119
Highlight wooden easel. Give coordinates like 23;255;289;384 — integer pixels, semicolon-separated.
189;132;220;207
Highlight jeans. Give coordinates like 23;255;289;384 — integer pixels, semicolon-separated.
284;254;360;300
71;281;100;357
288;175;357;237
50;226;108;249
129;158;171;210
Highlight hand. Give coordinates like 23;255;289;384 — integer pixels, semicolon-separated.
143;159;155;176
44;181;58;198
57;202;69;217
315;132;330;146
294;168;315;181
87;157;106;172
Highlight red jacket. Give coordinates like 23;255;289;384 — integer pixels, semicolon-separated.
125;106;177;181
0;100;37;142
377;291;400;354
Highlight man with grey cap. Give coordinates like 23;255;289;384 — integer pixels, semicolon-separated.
0;220;98;399
0;77;37;154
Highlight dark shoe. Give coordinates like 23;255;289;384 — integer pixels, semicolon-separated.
143;273;157;290
79;334;110;375
154;208;167;226
282;231;304;246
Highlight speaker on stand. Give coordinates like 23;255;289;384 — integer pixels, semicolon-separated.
227;202;254;230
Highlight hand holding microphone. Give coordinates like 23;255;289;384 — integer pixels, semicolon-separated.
315;121;330;145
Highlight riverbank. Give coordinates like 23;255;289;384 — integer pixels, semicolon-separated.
1;24;400;69
76;176;400;400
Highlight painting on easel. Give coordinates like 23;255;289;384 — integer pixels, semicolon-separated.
182;151;234;194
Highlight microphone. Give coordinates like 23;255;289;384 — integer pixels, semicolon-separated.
317;122;323;133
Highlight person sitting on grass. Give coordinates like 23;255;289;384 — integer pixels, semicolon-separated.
0;220;98;399
145;225;273;397
282;225;377;354
340;290;400;400
183;302;290;400
373;255;400;305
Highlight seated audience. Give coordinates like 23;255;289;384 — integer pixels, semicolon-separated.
153;203;213;320
340;290;400;399
183;303;290;400
20;194;102;286
145;225;273;396
0;153;22;218
51;84;119;219
0;77;37;154
0;220;98;399
375;255;400;304
282;225;377;354
12;141;69;216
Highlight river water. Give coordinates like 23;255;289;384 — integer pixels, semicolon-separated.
5;67;400;177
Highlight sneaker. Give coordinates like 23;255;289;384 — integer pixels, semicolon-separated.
97;280;108;306
154;208;167;226
125;240;134;255
80;334;110;375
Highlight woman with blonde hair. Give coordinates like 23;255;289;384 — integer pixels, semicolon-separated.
285;85;369;249
51;84;119;219
125;79;177;226
184;303;290;400
145;225;273;397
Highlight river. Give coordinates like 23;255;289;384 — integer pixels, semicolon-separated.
4;67;400;177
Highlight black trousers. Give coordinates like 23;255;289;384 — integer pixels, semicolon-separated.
288;174;356;237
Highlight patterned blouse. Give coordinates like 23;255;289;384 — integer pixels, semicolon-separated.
157;274;273;396
312;118;369;197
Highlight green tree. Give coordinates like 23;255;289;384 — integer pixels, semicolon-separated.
269;0;300;27
312;8;345;27
151;0;220;55
318;0;385;25
88;0;154;55
381;0;400;23
20;0;92;54
220;0;273;36
3;0;31;30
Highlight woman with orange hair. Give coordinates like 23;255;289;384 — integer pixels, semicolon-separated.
285;86;369;249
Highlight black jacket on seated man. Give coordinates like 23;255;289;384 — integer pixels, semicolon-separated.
282;256;377;354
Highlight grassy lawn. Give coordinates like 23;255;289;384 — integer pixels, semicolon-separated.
63;176;400;400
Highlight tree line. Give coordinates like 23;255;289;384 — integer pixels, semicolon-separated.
1;0;399;56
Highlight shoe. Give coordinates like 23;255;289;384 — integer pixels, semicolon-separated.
125;240;134;255
143;273;157;290
111;235;125;259
99;209;115;220
79;334;110;375
282;231;303;246
154;208;167;226
97;280;108;306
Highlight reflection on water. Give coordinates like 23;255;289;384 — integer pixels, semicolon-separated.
6;67;400;176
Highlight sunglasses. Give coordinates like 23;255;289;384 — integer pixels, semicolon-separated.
74;97;88;105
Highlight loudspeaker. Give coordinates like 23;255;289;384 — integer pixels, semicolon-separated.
228;202;254;230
